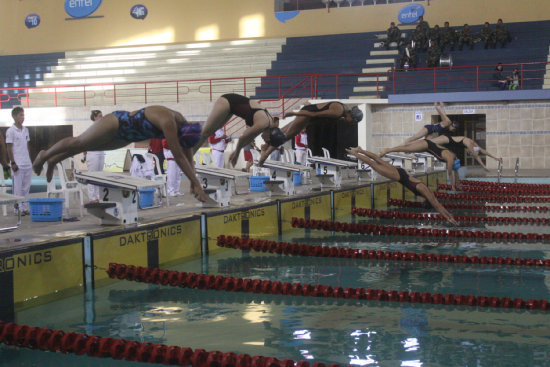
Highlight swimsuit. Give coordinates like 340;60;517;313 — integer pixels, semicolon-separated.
424;123;445;135
113;109;165;142
397;167;423;197
222;93;270;127
445;137;467;155
425;140;446;161
301;102;346;119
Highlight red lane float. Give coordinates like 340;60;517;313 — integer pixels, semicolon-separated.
216;235;550;268
105;263;550;311
290;217;550;243
387;198;550;213
459;180;550;189
351;207;550;226
434;192;550;203
438;184;550;196
0;321;315;367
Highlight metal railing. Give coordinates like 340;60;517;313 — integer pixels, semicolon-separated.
514;157;520;183
497;159;503;183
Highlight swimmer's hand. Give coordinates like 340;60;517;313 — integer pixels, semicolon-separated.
448;216;459;226
191;183;208;202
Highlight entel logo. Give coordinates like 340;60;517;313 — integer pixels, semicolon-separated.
65;0;102;19
397;4;424;24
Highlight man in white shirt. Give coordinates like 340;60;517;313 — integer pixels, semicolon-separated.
209;128;231;168
81;110;105;203
6;107;32;215
294;129;308;165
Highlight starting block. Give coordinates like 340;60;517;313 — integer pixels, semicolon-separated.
195;166;251;207
413;153;435;172
0;193;24;232
346;154;377;182
385;153;414;172
75;171;166;225
260;160;313;196
308;156;358;188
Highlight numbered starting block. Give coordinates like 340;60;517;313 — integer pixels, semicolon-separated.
260;160;313;196
75;171;165;225
346;154;377;182
385;153;414;172
0;193;24;232
195;166;251;207
413;153;435;172
308;156;358;188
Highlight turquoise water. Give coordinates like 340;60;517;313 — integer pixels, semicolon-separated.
3;215;550;367
469;177;550;185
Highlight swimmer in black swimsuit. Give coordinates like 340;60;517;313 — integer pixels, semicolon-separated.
379;139;460;191
258;101;363;165
405;102;457;144
32;106;209;202
347;147;457;225
194;93;278;167
429;135;503;171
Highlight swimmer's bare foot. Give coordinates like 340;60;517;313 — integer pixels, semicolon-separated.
33;150;46;175
46;161;56;183
379;148;390;157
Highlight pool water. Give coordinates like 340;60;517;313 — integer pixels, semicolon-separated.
3;208;550;367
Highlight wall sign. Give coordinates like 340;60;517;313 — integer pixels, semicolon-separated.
397;4;424;24
130;4;148;20
275;10;300;23
25;14;40;29
65;0;102;19
415;111;423;121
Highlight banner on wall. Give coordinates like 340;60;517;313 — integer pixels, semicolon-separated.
25;14;41;29
397;4;424;24
275;11;300;23
130;5;148;20
65;0;103;20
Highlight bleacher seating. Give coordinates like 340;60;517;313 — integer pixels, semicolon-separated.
0;52;64;109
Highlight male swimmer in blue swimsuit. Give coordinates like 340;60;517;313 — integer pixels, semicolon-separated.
32;106;209;202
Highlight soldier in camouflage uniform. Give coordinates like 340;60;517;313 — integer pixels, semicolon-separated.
440;21;457;51
479;22;496;49
426;41;441;67
495;18;512;48
458;24;474;50
400;42;417;69
428;25;441;51
417;16;430;38
411;24;428;52
386;22;402;50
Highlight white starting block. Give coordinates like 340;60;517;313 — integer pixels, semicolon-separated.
346;154;376;182
308;156;358;188
75;171;166;225
0;193;24;232
385;153;414;172
194;166;251;207
260;160;313;196
413;153;435;172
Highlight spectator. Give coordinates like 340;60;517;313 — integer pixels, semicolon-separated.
130;153;155;180
6;107;32;216
411;24;427;52
426;41;441;68
495;19;512;48
149;138;165;174
268;146;284;161
493;63;509;90
508;68;520;90
81;110;105;204
400;42;417;70
440;21;457;52
458;24;474;50
428;25;441;51
479;22;496;49
209;128;231;168
385;22;402;49
162;139;182;196
294;129;308;165
417;15;430;39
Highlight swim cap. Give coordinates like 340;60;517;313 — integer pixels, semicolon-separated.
350;106;363;123
178;122;201;148
268;127;287;147
451;121;460;129
452;158;460;170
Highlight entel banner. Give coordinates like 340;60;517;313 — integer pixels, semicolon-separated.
65;0;102;19
397;4;424;24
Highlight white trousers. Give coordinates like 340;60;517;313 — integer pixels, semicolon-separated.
12;166;32;212
86;152;105;201
166;159;182;195
212;150;225;168
295;149;307;165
